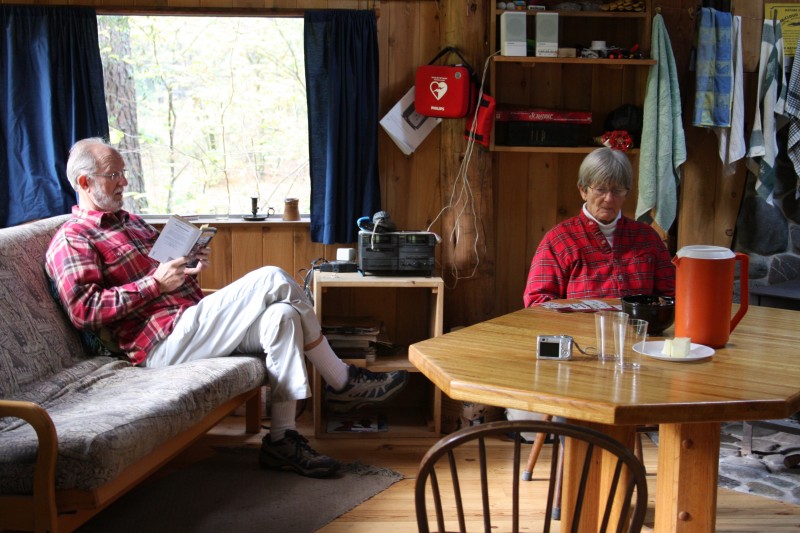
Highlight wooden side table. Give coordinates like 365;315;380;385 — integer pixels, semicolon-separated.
311;272;444;438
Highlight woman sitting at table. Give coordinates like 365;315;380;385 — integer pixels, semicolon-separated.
523;147;675;307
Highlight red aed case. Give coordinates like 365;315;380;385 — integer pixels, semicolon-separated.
415;47;477;119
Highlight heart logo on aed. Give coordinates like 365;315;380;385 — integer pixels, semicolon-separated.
430;81;448;101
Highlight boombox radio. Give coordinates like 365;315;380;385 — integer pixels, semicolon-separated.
358;231;437;276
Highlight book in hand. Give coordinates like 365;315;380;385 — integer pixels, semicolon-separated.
149;215;217;266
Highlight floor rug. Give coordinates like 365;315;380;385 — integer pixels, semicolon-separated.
78;447;403;533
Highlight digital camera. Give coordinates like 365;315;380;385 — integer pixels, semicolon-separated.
536;335;573;360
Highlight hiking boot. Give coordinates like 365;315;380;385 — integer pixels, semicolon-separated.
259;430;340;478
325;365;408;413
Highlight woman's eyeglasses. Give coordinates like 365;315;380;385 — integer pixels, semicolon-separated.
90;170;126;182
588;186;629;198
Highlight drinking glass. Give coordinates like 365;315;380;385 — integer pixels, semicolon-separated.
595;311;629;362
618;318;648;370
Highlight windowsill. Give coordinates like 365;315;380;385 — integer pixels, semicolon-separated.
142;215;310;225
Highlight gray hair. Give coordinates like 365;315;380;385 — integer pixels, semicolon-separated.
66;137;110;189
577;147;633;191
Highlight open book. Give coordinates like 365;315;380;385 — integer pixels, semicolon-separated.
149;215;216;266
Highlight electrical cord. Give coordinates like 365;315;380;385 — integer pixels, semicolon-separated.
426;50;499;288
301;257;328;305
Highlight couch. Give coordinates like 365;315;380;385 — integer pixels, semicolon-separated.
0;215;267;533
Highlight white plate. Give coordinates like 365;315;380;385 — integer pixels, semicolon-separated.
633;340;715;362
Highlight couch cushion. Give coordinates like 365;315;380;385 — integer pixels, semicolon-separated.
0;355;266;493
0;215;90;398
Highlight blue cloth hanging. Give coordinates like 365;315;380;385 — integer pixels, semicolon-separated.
692;7;733;128
1;6;109;228
304;10;381;245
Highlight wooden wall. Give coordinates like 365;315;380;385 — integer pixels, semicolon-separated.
3;0;784;332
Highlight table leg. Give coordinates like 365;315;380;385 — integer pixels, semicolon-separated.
655;422;720;533
561;422;636;532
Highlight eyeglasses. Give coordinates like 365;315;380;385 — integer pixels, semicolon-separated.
588;186;629;198
89;170;127;182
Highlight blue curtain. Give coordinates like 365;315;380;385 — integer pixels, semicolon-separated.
1;6;108;228
304;10;381;244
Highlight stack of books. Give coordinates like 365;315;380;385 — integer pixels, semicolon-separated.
322;316;383;365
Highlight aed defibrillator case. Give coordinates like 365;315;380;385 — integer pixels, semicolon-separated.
414;47;477;119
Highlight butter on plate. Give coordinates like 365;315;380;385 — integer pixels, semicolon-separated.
661;338;691;358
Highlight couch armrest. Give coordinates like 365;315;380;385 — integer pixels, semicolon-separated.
0;400;58;532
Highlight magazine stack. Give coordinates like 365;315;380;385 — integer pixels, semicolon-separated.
321;316;382;365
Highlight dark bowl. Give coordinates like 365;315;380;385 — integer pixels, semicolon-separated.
620;294;675;335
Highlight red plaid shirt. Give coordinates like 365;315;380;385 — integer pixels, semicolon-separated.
523;211;675;307
45;207;202;365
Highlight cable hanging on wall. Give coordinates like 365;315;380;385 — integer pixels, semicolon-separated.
426;50;499;289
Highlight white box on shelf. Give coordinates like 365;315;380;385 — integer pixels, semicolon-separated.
535;12;558;57
500;11;527;57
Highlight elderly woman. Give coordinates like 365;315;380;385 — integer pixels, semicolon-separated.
523;147;675;307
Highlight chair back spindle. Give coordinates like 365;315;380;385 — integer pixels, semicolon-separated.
415;420;648;533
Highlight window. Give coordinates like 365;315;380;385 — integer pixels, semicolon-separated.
97;15;309;218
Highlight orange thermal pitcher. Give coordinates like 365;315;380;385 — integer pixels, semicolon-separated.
672;246;749;348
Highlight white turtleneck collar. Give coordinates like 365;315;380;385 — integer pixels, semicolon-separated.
582;204;621;246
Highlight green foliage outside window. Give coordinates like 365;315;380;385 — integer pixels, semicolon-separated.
97;16;310;218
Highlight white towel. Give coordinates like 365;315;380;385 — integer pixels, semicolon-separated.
746;18;788;206
714;15;745;176
636;14;686;232
784;40;800;199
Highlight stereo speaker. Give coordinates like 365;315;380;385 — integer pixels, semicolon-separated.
535;12;559;57
500;12;527;57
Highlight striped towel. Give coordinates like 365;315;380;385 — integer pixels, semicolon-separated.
636;14;686;233
784;40;800;200
692;7;733;127
714;15;745;175
746;18;788;206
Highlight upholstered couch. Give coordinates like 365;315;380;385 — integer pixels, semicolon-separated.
0;215;267;533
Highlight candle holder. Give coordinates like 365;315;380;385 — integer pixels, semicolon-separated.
242;197;274;221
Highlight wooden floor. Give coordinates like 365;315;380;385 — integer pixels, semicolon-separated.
178;410;800;532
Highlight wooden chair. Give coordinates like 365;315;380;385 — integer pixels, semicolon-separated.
521;415;651;521
415;420;648;533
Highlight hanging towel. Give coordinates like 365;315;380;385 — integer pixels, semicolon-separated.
636;14;686;233
692;7;733;127
714;15;746;175
784;39;800;199
746;18;788;206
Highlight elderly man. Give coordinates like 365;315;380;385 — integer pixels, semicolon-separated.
46;137;407;478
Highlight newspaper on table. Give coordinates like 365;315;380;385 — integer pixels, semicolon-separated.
540;299;621;313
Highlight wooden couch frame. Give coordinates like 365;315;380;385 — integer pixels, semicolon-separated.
0;388;261;533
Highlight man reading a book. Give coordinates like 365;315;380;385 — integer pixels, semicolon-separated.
45;138;407;478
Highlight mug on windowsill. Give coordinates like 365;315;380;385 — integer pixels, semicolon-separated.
283;198;300;221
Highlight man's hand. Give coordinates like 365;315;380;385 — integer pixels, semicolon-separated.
186;246;211;276
153;257;191;293
153;246;212;293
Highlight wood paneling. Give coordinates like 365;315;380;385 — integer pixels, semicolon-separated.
5;0;780;331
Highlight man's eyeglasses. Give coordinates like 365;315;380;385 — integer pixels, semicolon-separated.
90;170;127;182
588;186;629;198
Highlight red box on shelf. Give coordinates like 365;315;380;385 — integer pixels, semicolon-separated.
494;107;593;124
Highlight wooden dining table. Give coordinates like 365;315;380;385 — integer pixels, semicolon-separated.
409;301;800;533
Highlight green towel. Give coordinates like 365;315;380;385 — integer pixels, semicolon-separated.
636;15;686;232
